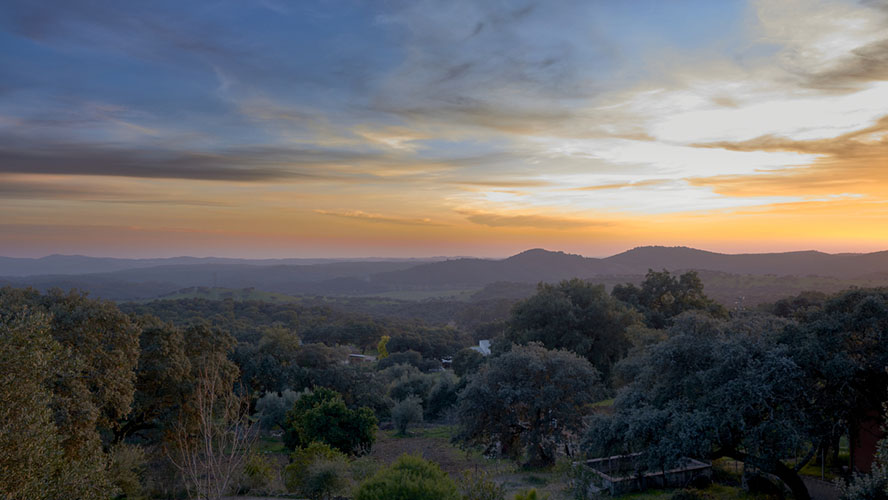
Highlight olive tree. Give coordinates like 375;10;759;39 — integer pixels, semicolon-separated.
584;314;814;500
457;344;604;467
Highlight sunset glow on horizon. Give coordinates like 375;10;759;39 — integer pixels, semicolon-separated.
2;0;888;258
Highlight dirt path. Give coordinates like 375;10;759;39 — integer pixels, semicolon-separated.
803;477;839;500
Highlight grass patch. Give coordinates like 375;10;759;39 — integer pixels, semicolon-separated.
255;435;288;454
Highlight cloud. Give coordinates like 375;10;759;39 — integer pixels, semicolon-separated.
312;209;448;227
689;114;888;198
462;210;608;229
0;137;505;182
571;179;672;191
369;0;617;134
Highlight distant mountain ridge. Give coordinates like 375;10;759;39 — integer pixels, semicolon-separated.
3;246;888;302
0;254;448;277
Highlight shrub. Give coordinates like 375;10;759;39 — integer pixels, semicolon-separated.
513;489;548;500
284;442;348;495
240;452;275;494
301;458;351;500
460;469;506;500
283;388;377;455
392;395;424;435
837;465;888;500
354;454;459;500
109;443;147;500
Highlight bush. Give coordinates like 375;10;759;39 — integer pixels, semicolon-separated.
284;442;348;495
354;454;459;500
283;388;377;455
239;452;275;495
109;443;147;500
837;465;888;500
460;469;506;500
513;489;548;500
301;458;351;500
392;395;424;435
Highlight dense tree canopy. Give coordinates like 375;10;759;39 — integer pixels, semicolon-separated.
457;344;604;466
612;269;727;328
507;279;636;380
585;314;815;500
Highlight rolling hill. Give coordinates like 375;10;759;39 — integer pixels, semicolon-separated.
3;246;888;303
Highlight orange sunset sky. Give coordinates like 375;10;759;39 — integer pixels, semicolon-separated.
1;0;887;258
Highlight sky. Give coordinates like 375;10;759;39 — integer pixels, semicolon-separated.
1;0;887;258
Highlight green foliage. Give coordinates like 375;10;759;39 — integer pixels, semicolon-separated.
513;488;548;500
392;395;424;435
125;317;191;441
0;288;143;498
0;311;108;499
109;443;148;500
389;370;434;405
387;326;468;360
303;458;351;500
453;347;486;377
612;270;727;329
354;454;460;500
426;372;459;419
377;349;441;372
837;403;888;500
508;279;636;380
284;442;350;499
457;344;604;467
255;389;302;430
837;466;888;500
378;335;390;358
284;388;378;455
240;452;275;495
460;469;506;500
584;313;812;498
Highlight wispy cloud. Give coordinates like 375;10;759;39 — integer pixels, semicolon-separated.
312;209;448;227
462;210;609;229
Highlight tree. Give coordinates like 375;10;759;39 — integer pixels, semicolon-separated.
255;389;302;430
508;279;636;381
0;287;141;451
354;454;459;500
392;395;424;435
457;344;604;467
283;387;377;455
0;311;110;499
452;347;485;377
0;287;142;497
426;372;459;420
584;314;814;500
167;355;256;500
377;335;390;359
611;270;726;328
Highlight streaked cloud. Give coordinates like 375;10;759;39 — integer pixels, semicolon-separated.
462;211;609;229
313;209;448;227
